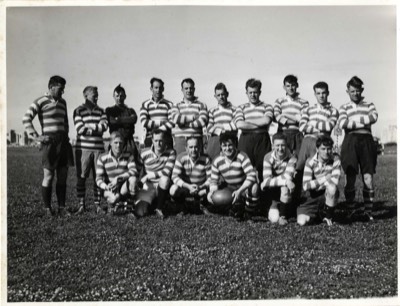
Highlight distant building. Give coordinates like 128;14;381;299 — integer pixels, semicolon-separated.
9;129;16;144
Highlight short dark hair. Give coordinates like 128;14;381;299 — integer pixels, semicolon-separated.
347;76;364;89
316;135;334;148
313;81;329;92
83;86;98;97
150;77;164;88
214;82;228;93
186;136;202;146
272;133;287;143
219;132;238;147
48;75;66;89
245;78;262;91
114;84;126;95
110;131;124;141
152;129;165;138
283;74;298;86
181;78;195;88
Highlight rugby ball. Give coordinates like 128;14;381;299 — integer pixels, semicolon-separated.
211;189;233;206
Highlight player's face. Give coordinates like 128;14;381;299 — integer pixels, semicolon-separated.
186;139;200;160
214;89;228;105
152;133;166;153
246;86;261;104
113;91;126;106
86;89;99;104
151;81;164;100
314;87;329;104
347;85;364;103
111;137;124;156
182;82;195;100
317;144;333;162
273;139;287;158
221;139;236;159
49;83;65;100
284;82;298;97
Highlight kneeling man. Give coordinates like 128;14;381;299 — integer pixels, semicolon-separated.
170;137;212;214
297;135;341;226
260;133;297;225
207;132;259;220
96;132;138;214
135;129;176;218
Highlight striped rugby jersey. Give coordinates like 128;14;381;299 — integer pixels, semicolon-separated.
172;152;211;187
169;100;208;137
262;150;297;188
234;102;273;133
140;147;177;183
140;98;174;138
96;150;138;190
210;151;257;188
338;100;378;133
73;103;108;151
274;94;309;130
303;153;341;191
23;94;69;136
207;103;237;136
299;103;339;137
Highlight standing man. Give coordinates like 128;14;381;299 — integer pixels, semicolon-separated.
140;77;174;148
23;75;72;217
234;78;273;181
106;84;139;161
135;129;176;219
169;78;208;155
297;82;339;171
338;76;378;221
73;86;108;214
206;82;237;160
273;74;309;156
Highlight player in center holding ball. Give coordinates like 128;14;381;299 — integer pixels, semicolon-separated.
207;132;259;221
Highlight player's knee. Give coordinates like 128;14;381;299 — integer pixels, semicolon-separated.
297;214;310;226
249;183;260;197
158;176;171;190
326;184;337;196
128;176;137;191
280;187;292;204
268;205;280;223
42;169;55;186
363;173;374;190
169;184;179;197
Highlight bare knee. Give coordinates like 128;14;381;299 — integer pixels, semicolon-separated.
297;214;310;226
268;203;279;223
42;169;55;186
170;184;179;197
249;183;260;197
363;173;374;190
158;176;171;190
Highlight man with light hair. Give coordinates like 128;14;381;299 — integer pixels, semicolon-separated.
96;131;138;215
73;86;108;214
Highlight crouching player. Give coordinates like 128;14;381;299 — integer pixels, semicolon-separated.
260;133;297;225
170;137;212;215
207;132;259;221
96;132;138;214
297;136;341;226
135;129;176;219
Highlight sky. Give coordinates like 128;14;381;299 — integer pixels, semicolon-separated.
5;4;397;142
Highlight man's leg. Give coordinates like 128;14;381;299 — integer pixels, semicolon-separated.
56;166;70;217
155;176;171;218
362;173;375;220
344;171;357;208
91;152;103;213
243;183;260;220
42;168;55;215
323;184;339;226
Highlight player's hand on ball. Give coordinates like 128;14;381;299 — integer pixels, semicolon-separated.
232;190;242;204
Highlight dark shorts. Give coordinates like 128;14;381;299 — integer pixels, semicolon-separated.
340;133;377;175
206;135;221;161
238;132;271;180
280;129;303;157
297;190;325;219
296;136;317;171
41;133;73;170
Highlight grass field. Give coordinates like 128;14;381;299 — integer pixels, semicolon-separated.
6;147;397;301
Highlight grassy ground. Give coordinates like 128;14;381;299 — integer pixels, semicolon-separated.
7;147;397;301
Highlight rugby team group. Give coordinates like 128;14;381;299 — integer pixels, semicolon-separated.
22;74;378;226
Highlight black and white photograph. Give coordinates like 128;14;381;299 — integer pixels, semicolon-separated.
2;0;398;304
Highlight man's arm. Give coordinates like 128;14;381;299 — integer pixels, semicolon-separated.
22;100;40;138
189;103;209;129
139;103;159;130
